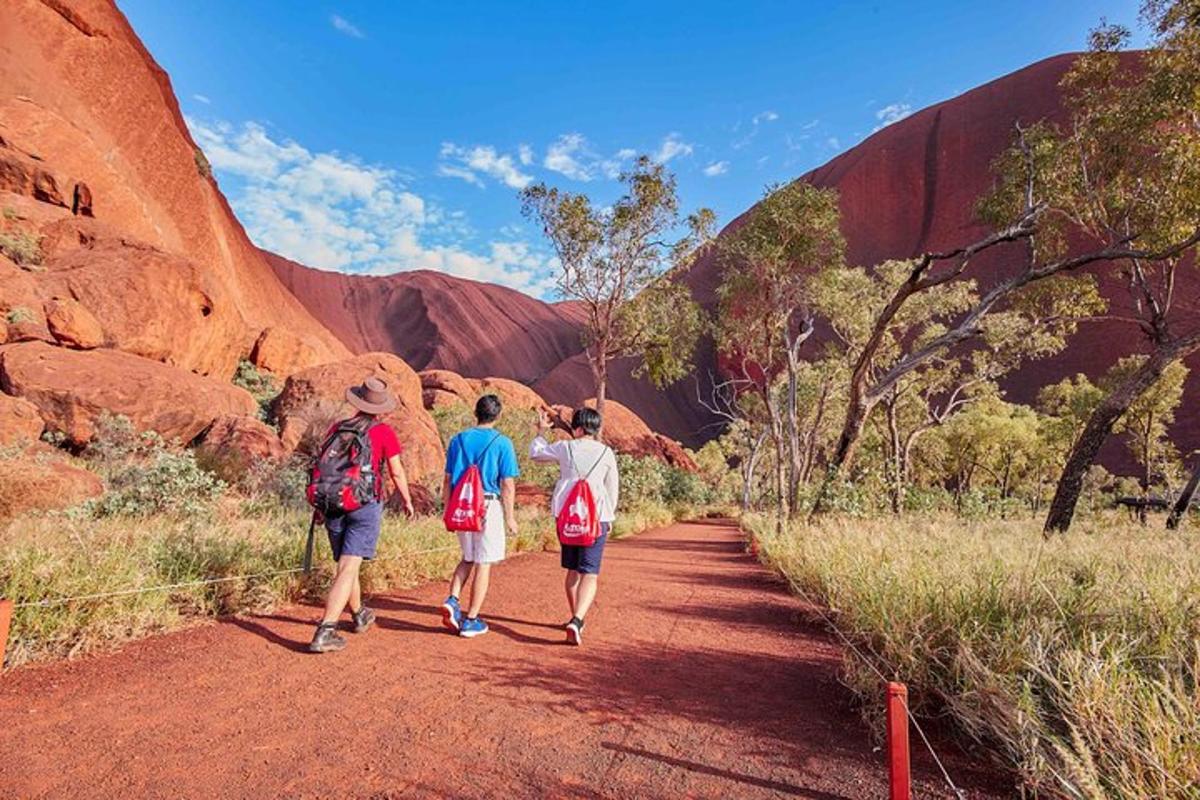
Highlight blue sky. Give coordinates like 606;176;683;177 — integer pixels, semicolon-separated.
120;1;1142;298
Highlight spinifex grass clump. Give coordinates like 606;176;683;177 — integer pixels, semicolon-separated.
748;514;1200;798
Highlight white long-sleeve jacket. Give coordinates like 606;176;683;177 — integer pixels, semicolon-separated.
529;436;620;523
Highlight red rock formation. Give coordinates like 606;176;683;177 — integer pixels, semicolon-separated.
43;296;104;349
0;393;44;446
0;447;104;520
272;352;442;480
0;342;258;445
197;415;286;464
549;399;697;471
267;253;586;385
0;0;347;376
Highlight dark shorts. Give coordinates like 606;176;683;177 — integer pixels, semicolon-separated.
561;523;610;575
326;502;383;560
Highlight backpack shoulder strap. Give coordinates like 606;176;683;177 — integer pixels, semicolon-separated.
582;445;610;480
472;431;503;466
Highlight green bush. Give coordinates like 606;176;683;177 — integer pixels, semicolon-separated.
617;454;667;505
194;148;212;178
663;466;709;505
87;449;226;518
232;361;280;423
0;231;42;267
5;306;36;325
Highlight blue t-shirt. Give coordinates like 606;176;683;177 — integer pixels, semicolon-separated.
445;428;520;495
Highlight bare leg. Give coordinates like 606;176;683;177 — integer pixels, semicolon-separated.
349;572;363;614
564;570;580;617
574;574;599;620
321;556;363;624
467;563;492;618
448;560;473;600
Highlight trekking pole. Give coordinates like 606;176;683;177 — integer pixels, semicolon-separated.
303;512;317;574
0;598;12;670
887;682;912;800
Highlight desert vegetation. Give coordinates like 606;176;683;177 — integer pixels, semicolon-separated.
710;3;1200;796
0;403;725;668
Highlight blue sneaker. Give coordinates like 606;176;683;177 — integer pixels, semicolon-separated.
441;596;462;632
459;617;489;638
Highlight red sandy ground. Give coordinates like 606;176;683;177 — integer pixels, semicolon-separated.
0;521;1009;799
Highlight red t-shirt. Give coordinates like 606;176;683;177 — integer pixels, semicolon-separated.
327;419;403;494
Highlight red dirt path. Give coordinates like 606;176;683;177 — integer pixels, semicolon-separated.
0;520;1008;799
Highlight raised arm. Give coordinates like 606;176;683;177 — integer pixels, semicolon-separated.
529;407;561;464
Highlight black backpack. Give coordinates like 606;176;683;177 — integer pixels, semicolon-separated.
306;416;378;514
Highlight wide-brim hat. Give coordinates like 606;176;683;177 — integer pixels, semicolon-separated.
346;376;398;415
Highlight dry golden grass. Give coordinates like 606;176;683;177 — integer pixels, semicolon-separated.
747;512;1200;799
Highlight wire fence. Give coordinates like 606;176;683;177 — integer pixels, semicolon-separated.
7;521;965;795
780;575;968;799
11;538;473;611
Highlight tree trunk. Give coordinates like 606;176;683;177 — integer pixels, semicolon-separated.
784;349;804;518
762;387;790;526
742;431;767;513
809;395;872;518
1044;334;1200;534
1167;457;1200;530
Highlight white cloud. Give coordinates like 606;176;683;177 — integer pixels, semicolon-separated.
331;14;365;38
752;110;779;125
438;143;532;189
702;161;729;177
192;93;211;105
186;116;556;296
518;143;534;165
653;133;693;164
544;133;594;181
873;102;913;131
733;110;782;149
826;136;841;150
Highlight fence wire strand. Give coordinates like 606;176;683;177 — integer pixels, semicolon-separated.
780;573;968;800
12;537;477;610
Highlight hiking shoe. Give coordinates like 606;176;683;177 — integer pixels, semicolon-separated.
309;623;347;653
459;617;489;638
351;606;376;634
566;617;584;646
441;596;462;632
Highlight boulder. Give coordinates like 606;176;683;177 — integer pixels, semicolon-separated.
44;296;104;349
273;352;442;480
469;377;549;414
0;342;257;446
0;448;104;521
5;313;53;344
423;388;465;410
419;369;475;403
0;392;44;446
33;220;243;376
198;414;286;463
250;326;328;376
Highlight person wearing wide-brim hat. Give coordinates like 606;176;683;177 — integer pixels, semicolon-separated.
309;376;415;654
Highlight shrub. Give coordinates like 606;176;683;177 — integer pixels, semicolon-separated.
663;466;709;505
5;306;36;325
87;449;225;518
2;207;18;221
0;230;42;267
232;360;280;423
90;450;225;517
617;454;667;505
194;148;212;178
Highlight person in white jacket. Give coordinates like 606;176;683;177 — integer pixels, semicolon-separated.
530;406;619;646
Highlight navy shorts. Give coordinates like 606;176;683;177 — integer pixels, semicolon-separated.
561;523;610;575
325;502;383;560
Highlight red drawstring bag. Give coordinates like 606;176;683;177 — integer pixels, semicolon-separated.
556;443;609;547
444;433;500;532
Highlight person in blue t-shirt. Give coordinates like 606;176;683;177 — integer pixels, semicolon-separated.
440;394;520;638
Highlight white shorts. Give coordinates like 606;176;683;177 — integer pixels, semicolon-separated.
457;499;506;564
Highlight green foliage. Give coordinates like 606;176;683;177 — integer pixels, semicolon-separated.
86;449;226;518
521;157;712;393
232;360;281;423
1105;356;1188;488
616;453;667;506
1;207;17;221
194;147;212;179
0;230;43;267
4;306;36;325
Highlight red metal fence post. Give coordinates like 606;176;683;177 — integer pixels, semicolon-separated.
887;681;911;800
0;599;11;671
